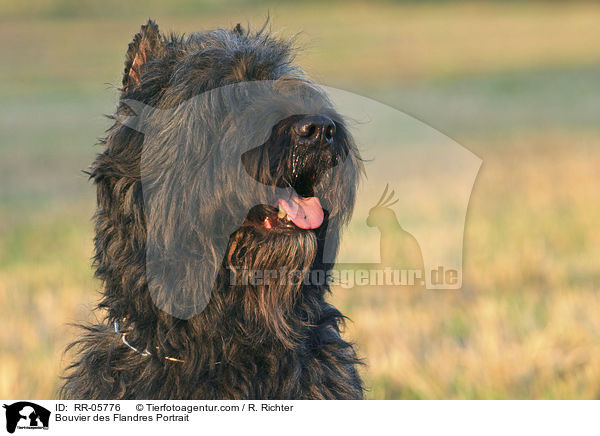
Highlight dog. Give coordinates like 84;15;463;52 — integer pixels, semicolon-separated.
61;20;364;400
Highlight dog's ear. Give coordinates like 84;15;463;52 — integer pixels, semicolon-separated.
123;19;163;90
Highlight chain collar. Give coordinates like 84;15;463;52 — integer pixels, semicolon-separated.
114;320;185;363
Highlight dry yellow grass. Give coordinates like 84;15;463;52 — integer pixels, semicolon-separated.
332;132;600;398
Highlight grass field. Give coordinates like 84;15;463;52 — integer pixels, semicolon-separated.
1;1;599;399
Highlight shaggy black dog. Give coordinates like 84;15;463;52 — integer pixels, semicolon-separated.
61;20;363;400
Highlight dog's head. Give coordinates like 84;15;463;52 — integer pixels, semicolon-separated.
96;20;362;338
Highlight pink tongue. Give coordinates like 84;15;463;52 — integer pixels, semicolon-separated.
276;193;324;229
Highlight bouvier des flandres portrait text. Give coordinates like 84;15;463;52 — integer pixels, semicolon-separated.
61;19;364;400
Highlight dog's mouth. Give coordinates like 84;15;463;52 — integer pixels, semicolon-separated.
243;173;325;231
241;113;347;232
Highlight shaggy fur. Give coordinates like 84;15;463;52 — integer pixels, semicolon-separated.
61;20;363;400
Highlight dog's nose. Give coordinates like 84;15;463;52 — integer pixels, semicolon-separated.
292;115;336;145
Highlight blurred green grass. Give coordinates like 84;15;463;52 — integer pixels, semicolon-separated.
1;1;600;399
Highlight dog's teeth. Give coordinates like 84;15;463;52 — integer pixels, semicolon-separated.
277;204;287;219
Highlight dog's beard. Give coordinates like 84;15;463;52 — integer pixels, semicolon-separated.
225;221;318;346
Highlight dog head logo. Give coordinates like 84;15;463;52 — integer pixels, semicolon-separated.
3;402;50;434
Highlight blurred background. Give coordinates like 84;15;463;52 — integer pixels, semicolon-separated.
1;0;599;399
